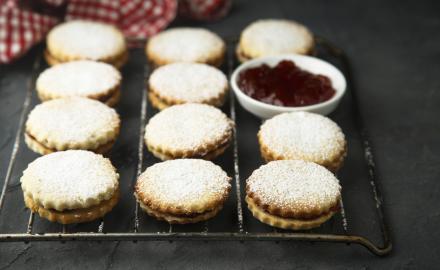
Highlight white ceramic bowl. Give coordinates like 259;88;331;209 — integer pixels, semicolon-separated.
230;54;347;119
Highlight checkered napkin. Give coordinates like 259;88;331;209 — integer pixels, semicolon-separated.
0;0;230;64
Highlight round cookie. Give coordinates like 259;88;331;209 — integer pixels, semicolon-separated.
144;103;233;160
21;150;119;224
134;159;231;224
258;111;347;172
36;60;122;106
46;20;128;68
237;19;314;62
148;62;228;110
146;27;225;67
25;97;120;155
246;160;341;230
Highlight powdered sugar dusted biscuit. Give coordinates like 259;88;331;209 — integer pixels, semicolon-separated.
36;60;122;106
134;159;231;224
258;111;347;172
146;28;225;67
148;62;228;110
237;19;314;62
46;20;128;68
21;150;119;224
25;97;120;155
144;103;233;160
246;160;341;230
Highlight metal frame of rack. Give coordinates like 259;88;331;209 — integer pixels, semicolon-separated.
0;37;392;256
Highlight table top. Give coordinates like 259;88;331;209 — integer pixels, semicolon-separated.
1;0;439;269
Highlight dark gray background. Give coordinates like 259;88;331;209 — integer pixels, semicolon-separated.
1;0;439;269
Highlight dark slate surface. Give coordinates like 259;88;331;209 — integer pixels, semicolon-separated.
0;0;439;269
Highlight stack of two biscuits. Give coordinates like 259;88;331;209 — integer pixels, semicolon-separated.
247;111;347;230
23;101;121;223
21;20;128;224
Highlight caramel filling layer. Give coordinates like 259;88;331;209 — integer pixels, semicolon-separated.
137;200;222;224
25;132;115;154
247;195;339;221
246;196;339;223
24;189;119;224
44;49;128;68
97;88;119;103
143;202;218;218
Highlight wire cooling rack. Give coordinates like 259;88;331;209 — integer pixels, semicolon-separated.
0;37;392;256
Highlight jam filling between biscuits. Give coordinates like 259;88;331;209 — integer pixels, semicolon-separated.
45;49;128;68
149;90;224;108
160;208;217;218
26;189;119;215
258;201;341;221
148;137;231;160
237;45;313;62
97;89;119;103
138;201;218;218
26;132;115;153
192;140;231;159
236;46;252;62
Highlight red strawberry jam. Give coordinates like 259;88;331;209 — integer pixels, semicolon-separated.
237;60;336;107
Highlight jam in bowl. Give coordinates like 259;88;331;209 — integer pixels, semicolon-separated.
230;55;346;119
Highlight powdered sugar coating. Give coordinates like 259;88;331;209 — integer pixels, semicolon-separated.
26;97;120;150
149;62;227;103
246;160;340;210
136;159;231;211
145;103;233;153
36;60;121;98
147;28;225;64
259;112;346;163
240;19;314;58
21;150;119;211
47;20;126;61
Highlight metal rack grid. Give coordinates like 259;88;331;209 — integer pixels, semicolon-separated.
0;37;392;256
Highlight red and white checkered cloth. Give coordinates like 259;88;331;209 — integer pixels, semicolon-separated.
0;0;59;63
0;0;230;64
